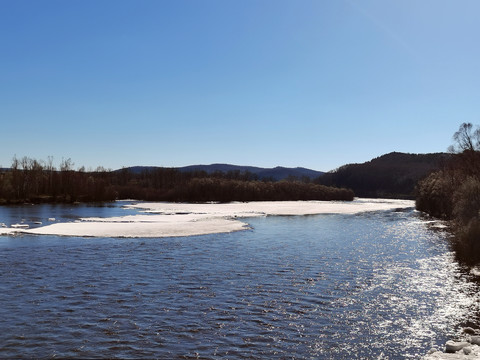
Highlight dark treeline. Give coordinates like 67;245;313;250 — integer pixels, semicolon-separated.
0;156;117;204
158;177;354;202
416;123;480;265
0;156;354;204
316;152;448;199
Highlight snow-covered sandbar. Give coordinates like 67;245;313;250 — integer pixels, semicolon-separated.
1;198;414;238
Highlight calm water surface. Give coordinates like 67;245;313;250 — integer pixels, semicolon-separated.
0;203;479;359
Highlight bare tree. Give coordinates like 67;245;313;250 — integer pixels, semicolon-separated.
448;122;480;153
11;155;21;198
447;123;480;177
46;156;55;172
60;157;74;172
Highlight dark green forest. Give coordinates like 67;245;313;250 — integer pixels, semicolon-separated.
416;123;480;265
0;156;354;204
317;152;448;199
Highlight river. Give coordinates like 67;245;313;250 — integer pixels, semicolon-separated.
0;202;479;359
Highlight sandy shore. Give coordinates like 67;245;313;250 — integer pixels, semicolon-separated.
0;198;414;238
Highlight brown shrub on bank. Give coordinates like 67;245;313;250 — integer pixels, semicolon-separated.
415;123;480;265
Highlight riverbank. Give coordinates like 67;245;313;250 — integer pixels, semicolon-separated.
0;198;414;238
424;335;480;359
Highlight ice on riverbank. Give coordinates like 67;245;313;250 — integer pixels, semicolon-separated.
424;338;480;359
0;198;414;238
125;198;415;217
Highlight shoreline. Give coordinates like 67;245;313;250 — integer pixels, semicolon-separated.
0;198;414;238
424;334;480;359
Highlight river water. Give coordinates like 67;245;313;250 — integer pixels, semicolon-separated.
0;202;479;359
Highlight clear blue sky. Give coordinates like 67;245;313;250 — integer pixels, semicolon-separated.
1;0;479;171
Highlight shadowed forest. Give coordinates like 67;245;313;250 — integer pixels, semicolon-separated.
0;150;448;206
317;152;448;199
0;157;354;204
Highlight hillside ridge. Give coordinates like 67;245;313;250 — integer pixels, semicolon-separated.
318;151;449;199
122;164;325;181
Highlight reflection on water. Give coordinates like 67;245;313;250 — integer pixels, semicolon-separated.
0;201;139;229
0;205;478;359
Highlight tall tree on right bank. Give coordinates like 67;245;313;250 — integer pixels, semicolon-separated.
416;122;480;265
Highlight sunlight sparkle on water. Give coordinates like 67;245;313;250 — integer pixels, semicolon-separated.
0;203;479;359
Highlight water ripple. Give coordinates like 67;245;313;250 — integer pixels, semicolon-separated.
0;207;478;358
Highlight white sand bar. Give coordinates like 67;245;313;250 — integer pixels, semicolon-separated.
1;198;414;238
126;198;414;217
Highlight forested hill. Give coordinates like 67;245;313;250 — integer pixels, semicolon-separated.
316;152;449;199
0;152;448;203
0;157;349;204
124;164;325;181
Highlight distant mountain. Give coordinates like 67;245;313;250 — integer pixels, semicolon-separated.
178;164;324;181
116;152;449;198
178;163;265;175
121;164;325;181
317;152;450;199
